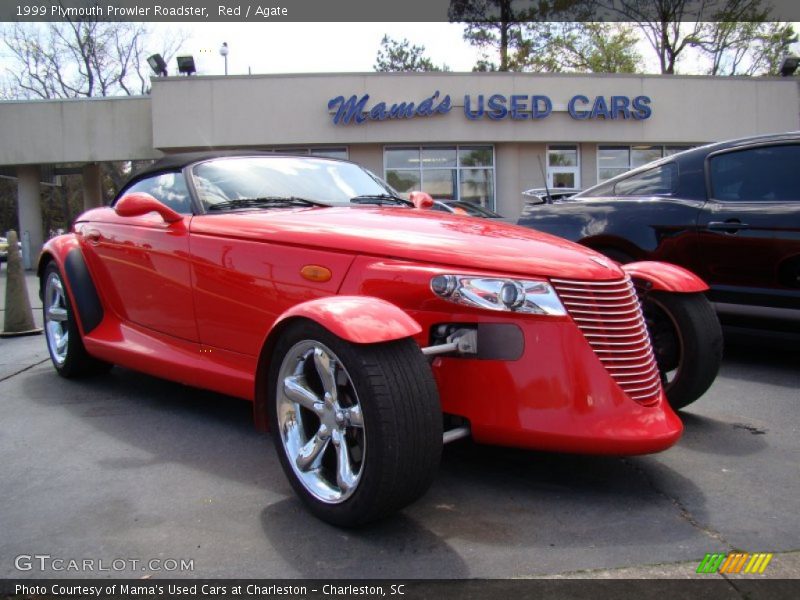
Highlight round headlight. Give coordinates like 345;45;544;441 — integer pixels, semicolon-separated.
431;275;457;297
500;281;524;309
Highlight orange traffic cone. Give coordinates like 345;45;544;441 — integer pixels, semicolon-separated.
1;230;42;337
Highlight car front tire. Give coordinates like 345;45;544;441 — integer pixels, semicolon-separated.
42;262;111;378
643;291;723;410
267;320;442;527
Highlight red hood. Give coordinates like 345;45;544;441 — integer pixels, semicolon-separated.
187;206;624;281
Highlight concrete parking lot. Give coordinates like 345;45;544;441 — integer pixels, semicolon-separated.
1;271;798;580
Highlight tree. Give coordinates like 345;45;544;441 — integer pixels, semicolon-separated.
374;35;449;72
696;20;797;76
2;20;185;99
520;22;643;73
604;0;790;75
1;19;186;226
449;0;593;71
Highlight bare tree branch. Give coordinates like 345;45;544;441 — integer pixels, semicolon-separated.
1;20;188;100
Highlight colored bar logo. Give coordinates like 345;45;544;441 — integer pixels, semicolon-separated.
696;552;773;574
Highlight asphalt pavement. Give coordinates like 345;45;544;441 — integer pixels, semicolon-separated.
1;271;798;581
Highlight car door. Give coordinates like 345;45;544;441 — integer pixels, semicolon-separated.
696;143;800;313
81;171;199;342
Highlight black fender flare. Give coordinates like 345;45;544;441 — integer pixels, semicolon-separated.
40;238;104;335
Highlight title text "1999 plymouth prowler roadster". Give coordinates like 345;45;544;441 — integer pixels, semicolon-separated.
39;153;722;526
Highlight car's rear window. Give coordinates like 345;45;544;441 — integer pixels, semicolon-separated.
613;163;678;196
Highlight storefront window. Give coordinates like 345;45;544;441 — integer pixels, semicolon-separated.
631;146;663;168
386;147;420;169
385;145;496;209
272;147;349;160
664;146;693;157
422;147;457;168
386;170;421;195
422;169;457;199
598;144;694;182
547;144;580;189
460;169;494;205
548;145;578;167
598;146;630;182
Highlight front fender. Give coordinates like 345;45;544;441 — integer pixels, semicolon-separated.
38;234;105;335
623;261;709;293
273;296;422;344
253;296;422;431
38;234;81;279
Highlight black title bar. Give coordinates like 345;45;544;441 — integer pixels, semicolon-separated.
3;579;800;600
4;0;800;22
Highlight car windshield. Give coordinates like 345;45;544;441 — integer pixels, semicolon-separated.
448;201;500;218
191;156;400;211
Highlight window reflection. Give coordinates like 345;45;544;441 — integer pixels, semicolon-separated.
385;145;495;209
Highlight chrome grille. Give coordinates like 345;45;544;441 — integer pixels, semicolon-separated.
551;276;661;406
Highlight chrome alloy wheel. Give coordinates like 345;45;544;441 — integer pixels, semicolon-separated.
276;340;366;504
44;272;69;366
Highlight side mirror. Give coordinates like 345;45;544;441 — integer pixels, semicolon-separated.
115;192;182;223
409;191;434;209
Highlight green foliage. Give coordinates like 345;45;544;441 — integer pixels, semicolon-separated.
601;0;794;75
519;22;643;73
374;35;449;72
449;0;595;72
697;21;797;76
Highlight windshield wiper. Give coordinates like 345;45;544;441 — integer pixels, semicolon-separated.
350;194;410;206
207;196;323;211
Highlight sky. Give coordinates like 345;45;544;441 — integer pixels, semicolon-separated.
155;21;800;77
2;21;799;81
164;22;483;76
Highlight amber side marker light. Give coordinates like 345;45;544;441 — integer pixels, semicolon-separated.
301;265;332;282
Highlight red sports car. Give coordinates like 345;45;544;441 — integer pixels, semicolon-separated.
39;153;722;527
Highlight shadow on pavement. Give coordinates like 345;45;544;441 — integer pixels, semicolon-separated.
260;499;470;578
22;365;710;557
677;413;769;457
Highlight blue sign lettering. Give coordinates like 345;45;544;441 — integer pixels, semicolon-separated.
532;95;552;119
329;93;652;124
632;96;651;120
328;91;452;125
327;94;370;125
464;94;484;120
591;96;611;119
487;94;507;120
610;95;630;119
568;95;590;119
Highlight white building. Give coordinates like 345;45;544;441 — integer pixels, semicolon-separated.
1;71;798;264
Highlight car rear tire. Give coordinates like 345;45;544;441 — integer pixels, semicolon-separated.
642;291;722;411
595;247;635;265
267;320;442;527
42;262;111;378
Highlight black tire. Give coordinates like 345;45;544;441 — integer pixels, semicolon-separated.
642;291;723;411
267;320;442;527
41;262;111;378
595;247;635;265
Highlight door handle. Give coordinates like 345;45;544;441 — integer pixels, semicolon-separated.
707;220;749;234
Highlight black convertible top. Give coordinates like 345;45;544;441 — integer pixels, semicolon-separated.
120;150;346;192
121;150;270;192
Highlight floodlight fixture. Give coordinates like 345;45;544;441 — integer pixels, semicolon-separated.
779;56;799;77
177;55;197;76
147;54;168;77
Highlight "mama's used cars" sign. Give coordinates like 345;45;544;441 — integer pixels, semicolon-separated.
327;91;652;125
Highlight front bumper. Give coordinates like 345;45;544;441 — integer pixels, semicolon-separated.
426;317;683;455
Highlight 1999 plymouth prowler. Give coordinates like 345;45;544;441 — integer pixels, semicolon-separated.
39;153;722;526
